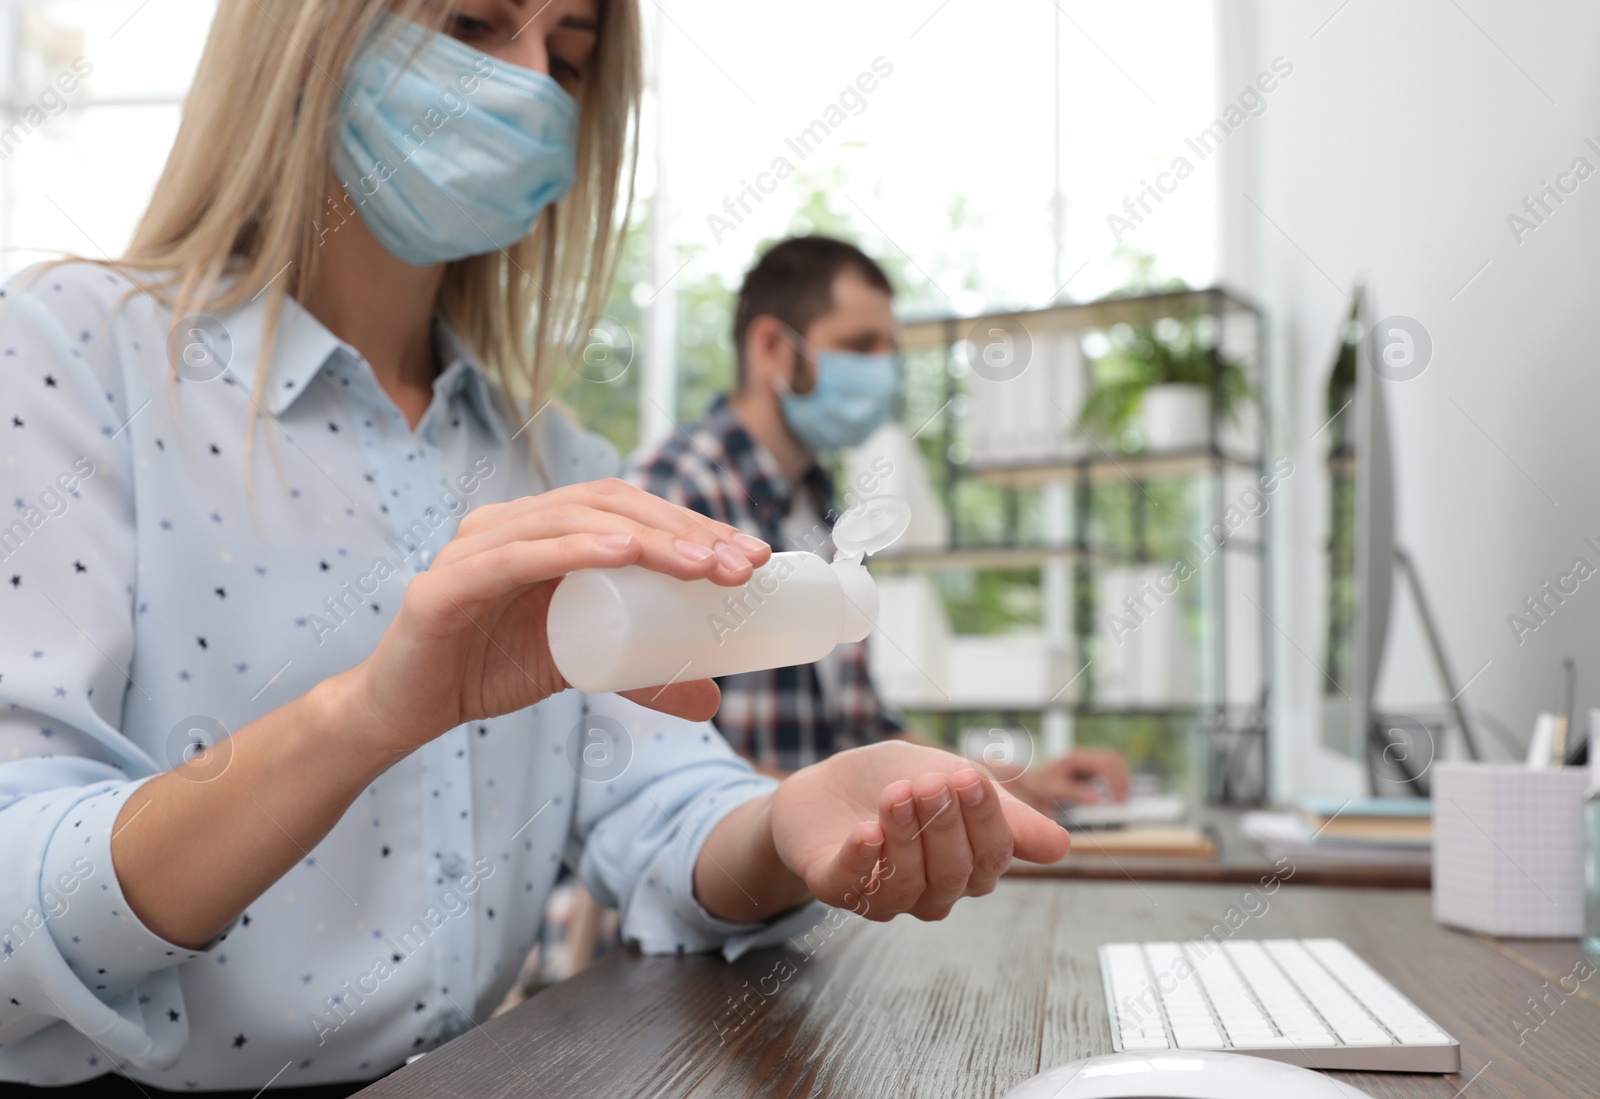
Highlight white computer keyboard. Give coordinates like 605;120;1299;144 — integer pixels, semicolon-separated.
1099;939;1460;1073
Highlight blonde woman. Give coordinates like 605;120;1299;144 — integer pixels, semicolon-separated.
0;1;1070;1094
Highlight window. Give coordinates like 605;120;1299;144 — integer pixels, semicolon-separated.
0;1;215;277
607;0;1220;452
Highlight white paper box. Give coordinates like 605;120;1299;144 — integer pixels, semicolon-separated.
1432;762;1589;937
1094;565;1200;708
964;329;1090;467
945;634;1075;708
1048;333;1091;460
868;574;950;706
844;423;947;554
869;577;1077;710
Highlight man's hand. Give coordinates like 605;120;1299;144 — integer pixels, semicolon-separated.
766;741;1071;921
988;747;1132;814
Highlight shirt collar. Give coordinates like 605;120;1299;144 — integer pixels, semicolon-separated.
216;292;510;443
430;319;511;445
704;394;836;520
214;291;346;415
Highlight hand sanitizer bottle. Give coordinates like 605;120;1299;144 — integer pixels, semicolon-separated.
547;497;911;695
1584;716;1600;957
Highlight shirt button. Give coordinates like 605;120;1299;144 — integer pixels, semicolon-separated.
440;852;467;878
418;548;434;567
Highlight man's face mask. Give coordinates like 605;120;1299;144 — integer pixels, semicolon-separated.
775;330;901;453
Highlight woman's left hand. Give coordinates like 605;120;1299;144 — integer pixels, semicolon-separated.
767;741;1072;921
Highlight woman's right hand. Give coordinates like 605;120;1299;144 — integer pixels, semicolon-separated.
328;477;770;762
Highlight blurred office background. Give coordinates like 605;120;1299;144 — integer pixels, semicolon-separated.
4;1;1598;801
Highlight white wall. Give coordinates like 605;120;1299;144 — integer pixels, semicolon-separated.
1216;0;1600;796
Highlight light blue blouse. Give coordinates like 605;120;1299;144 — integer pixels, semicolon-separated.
0;262;815;1090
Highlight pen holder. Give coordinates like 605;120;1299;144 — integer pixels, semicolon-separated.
1432;762;1589;937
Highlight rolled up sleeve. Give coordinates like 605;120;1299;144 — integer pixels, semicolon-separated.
567;693;826;960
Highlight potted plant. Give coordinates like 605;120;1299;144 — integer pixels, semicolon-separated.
1076;256;1252;452
1078;317;1251;451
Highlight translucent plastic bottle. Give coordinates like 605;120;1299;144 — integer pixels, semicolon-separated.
547;497;910;695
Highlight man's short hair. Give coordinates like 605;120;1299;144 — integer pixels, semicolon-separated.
732;235;893;386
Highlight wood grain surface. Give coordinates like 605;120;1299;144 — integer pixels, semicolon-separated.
354;881;1599;1099
1008;854;1431;889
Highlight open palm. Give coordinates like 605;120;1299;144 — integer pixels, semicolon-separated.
770;741;1073;921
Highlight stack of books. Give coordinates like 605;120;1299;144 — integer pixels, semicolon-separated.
1241;797;1432;867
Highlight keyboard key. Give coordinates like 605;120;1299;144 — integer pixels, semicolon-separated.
1223;1015;1269;1032
1120;1036;1171;1051
1172;1026;1225;1048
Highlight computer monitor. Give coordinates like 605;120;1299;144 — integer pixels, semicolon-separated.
1322;286;1480;783
1350;286;1395;764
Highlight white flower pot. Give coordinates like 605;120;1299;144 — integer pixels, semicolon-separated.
1139;383;1211;452
1094;564;1199;708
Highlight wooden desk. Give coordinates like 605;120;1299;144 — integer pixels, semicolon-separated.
355;881;1598;1098
1020;805;1431;889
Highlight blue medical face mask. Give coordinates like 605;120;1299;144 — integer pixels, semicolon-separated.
332;13;579;266
778;344;901;453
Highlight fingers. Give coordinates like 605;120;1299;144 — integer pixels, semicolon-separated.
446;478;770;584
410;531;646;614
1097;750;1133;802
867;779;928;917
976;757;1025;784
1056;780;1106;806
951;769;1012;897
1021;748;1133;808
439;502;762;586
800;766;1071;926
1020;767;1102;809
838;771;1017;921
1066;747;1131;802
908;773;970;919
804;821;885;913
996;786;1073;865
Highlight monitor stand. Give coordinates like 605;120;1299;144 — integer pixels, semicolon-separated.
1364;546;1484;794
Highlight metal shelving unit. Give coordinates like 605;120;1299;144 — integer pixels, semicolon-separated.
889;287;1271;804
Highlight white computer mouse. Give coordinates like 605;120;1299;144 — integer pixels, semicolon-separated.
1003;1050;1373;1099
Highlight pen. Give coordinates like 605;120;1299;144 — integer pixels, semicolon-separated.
1552;657;1575;767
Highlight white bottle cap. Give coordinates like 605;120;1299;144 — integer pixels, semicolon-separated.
832;495;912;565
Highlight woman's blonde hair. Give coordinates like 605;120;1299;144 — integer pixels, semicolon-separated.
117;0;638;467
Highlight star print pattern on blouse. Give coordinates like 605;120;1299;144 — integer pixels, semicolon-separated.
0;261;822;1092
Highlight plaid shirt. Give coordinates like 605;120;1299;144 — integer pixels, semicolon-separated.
624;395;902;770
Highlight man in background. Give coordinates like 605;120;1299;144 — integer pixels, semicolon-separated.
625;235;1128;809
